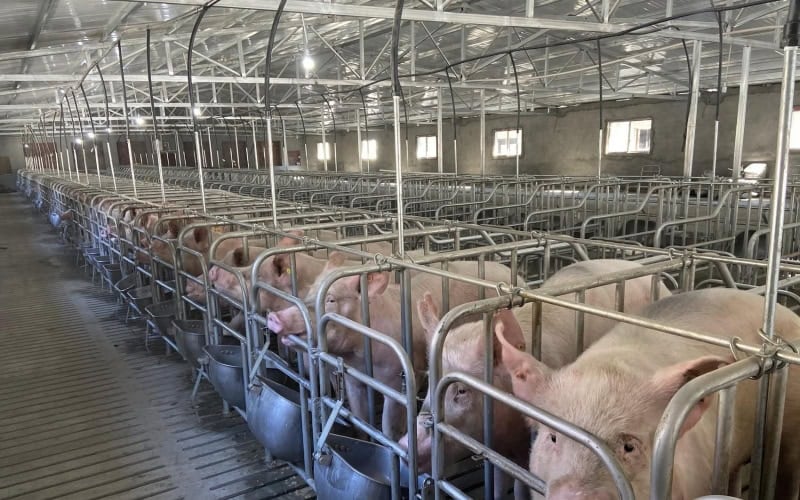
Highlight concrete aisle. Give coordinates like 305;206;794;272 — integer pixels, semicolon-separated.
0;193;314;500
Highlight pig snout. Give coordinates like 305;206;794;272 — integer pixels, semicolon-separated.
208;266;219;282
267;312;285;334
547;480;616;500
398;425;432;473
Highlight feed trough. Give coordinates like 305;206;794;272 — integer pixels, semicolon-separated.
128;286;153;312
101;263;122;285
246;372;348;464
315;434;409;500
173;319;207;368
204;344;246;409
113;274;137;295
145;300;176;340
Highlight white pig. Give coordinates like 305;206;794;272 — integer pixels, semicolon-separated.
497;288;800;499
399;259;672;499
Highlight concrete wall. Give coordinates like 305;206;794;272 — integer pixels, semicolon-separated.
297;83;799;177
0;135;26;191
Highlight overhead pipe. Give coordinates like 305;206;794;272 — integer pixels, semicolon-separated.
711;11;724;180
69;90;90;181
597;40;604;178
295;101;308;169
187;3;220;213
79;83;103;188
117;40;137;197
95;64;117;191
146;28;166;204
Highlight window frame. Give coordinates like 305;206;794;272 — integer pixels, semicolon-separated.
361;138;378;161
789;107;800;151
316;141;332;161
604;117;654;156
416;135;438;160
491;128;524;159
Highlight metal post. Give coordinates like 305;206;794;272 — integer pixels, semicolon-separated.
281;120;289;167
176;130;184;167
683;41;702;178
437;87;443;174
252;120;260;170
732;46;751;180
266;117;279;228
750;43;797;500
322;109;328;172
194;130;207;212
393;95;405;259
356;108;363;173
234;127;241;168
480;89;486;176
207;127;214;168
127;138;137;197
106;141;117;191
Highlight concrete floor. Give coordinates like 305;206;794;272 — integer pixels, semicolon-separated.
0;193;315;500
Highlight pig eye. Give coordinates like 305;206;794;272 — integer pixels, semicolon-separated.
456;386;467;395
326;296;336;304
623;441;636;453
549;433;557;444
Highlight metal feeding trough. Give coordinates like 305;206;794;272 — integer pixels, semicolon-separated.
246;372;335;464
113;274;137;295
101;263;122;285
128;286;153;311
204;344;246;409
315;434;409;500
145;300;176;340
173;319;207;368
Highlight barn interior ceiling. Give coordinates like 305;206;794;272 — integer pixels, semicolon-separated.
0;0;790;135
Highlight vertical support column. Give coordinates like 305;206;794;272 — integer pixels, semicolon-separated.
322;109;328;172
356;108;363;173
683;40;702;178
392;95;405;260
359;20;366;80
194;130;207;212
234;127;241;168
207;127;214;168
281;121;289;167
480;89;486;176
437;87;443;174
252;120;260;170
732;45;751;180
175;130;183;167
266;117;279;228
526;0;534;17
410;21;416;81
750;44;797;500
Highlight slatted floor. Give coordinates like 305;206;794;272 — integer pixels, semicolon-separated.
0;193;315;500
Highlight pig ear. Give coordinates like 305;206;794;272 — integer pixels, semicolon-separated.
650;355;732;437
167;220;181;237
494;320;548;402
416;292;440;341
492;309;526;364
277;229;304;247
272;254;292;284
328;251;347;267
364;271;390;297
232;247;247;266
193;227;210;244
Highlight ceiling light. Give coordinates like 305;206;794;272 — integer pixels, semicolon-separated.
135;116;146;126
302;53;315;71
106;127;113;134
23;143;29;148
193;106;203;117
87;131;95;139
75;138;83;145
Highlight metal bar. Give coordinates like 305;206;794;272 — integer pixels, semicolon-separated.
751;43;798;500
732;45;751;179
480;88;486;176
683;41;702;178
437;87;443;174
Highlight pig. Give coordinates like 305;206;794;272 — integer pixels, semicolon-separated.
497;288;800;499
185;244;267;304
267;259;521;440
398;259;672;499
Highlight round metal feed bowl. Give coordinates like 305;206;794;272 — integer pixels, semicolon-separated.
315;434;409;500
204;345;246;409
101;263;122;284
145;301;176;338
245;374;307;463
172;319;206;368
128;286;153;311
113;274;137;294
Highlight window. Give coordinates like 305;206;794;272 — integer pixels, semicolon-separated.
790;109;800;150
416;135;437;159
605;119;652;154
361;139;377;161
316;142;331;161
742;162;767;179
492;129;522;158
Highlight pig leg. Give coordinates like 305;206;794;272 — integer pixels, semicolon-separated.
227;312;245;333
382;397;407;441
344;374;370;426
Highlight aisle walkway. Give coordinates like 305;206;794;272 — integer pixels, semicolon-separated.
0;193;314;500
